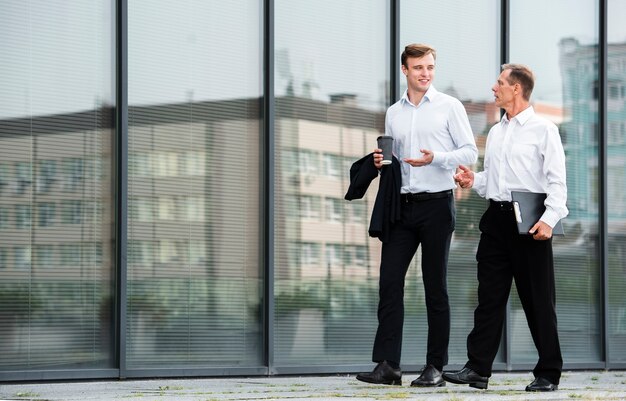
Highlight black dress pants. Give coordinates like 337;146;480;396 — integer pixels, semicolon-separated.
372;193;454;370
465;203;562;384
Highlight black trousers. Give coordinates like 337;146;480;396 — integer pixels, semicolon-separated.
372;193;454;370
465;203;562;384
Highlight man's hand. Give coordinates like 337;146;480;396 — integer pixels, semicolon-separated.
373;148;384;169
454;165;474;188
529;220;553;240
403;149;433;167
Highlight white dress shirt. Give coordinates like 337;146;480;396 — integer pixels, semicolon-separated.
473;106;568;228
385;86;478;193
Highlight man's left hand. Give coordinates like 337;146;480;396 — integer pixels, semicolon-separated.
529;220;553;240
403;149;434;167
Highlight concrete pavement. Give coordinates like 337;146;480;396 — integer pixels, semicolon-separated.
1;370;626;401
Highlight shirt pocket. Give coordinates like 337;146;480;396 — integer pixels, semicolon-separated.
509;143;537;172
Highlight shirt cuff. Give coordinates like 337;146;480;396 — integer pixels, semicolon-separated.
431;151;445;167
540;209;560;228
473;173;486;193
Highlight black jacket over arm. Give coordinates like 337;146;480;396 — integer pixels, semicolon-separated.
344;153;402;242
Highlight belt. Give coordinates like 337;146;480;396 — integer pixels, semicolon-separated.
401;190;452;203
489;199;513;211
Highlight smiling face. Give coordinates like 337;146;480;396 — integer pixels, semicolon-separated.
402;53;435;94
492;69;518;109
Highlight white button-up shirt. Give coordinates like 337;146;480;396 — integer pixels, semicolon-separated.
473;106;568;227
385;86;478;194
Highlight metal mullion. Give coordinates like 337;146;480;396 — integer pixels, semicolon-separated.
116;0;128;378
500;0;512;372
598;0;609;369
390;0;399;104
264;0;275;376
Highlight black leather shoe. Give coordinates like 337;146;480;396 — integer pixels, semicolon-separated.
525;377;558;392
356;361;402;385
442;367;489;389
411;365;445;387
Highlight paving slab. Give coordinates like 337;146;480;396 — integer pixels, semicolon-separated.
1;370;625;401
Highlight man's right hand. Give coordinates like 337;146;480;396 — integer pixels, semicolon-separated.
373;148;384;169
454;164;474;188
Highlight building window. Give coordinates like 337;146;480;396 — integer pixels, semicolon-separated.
129;241;155;265
0;207;9;229
15;205;31;229
15;161;32;195
325;243;342;266
14;247;31;269
300;195;321;220
299;150;319;175
35;245;56;267
324;197;343;222
155;152;178;177
300;242;321;265
61;200;82;224
0;163;8;194
60;244;81;266
184;196;205;222
158;240;183;264
610;83;620;99
343;245;366;267
36;160;57;193
347;201;366;224
323;153;341;178
158;196;177;221
62;158;84;192
183;151;205;176
0;248;7;269
37;202;56;227
190;240;207;264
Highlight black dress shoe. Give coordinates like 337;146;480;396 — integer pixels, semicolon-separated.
442;367;489;389
411;365;445;387
356;361;402;385
525;377;558;392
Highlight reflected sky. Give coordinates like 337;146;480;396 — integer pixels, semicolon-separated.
2;1;626;119
400;0;499;102
510;0;598;104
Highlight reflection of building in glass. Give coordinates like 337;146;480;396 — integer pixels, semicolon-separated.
273;94;497;282
125;98;263;366
559;38;626;228
0;108;115;367
275;95;384;282
0;110;113;272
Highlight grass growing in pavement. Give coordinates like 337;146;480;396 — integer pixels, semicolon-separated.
376;391;411;399
15;392;40;398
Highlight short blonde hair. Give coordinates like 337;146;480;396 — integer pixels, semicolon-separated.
401;44;436;68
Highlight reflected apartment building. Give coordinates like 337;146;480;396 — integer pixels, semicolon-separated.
0;93;496;368
0;109;116;368
559;38;626;340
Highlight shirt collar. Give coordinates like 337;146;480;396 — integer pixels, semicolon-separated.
501;105;535;126
401;85;438;107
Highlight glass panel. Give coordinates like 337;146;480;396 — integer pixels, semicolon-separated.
607;0;626;363
274;0;390;365
127;0;263;368
0;1;116;370
510;0;601;363
400;0;500;365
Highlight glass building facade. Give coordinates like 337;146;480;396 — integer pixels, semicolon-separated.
0;0;624;381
